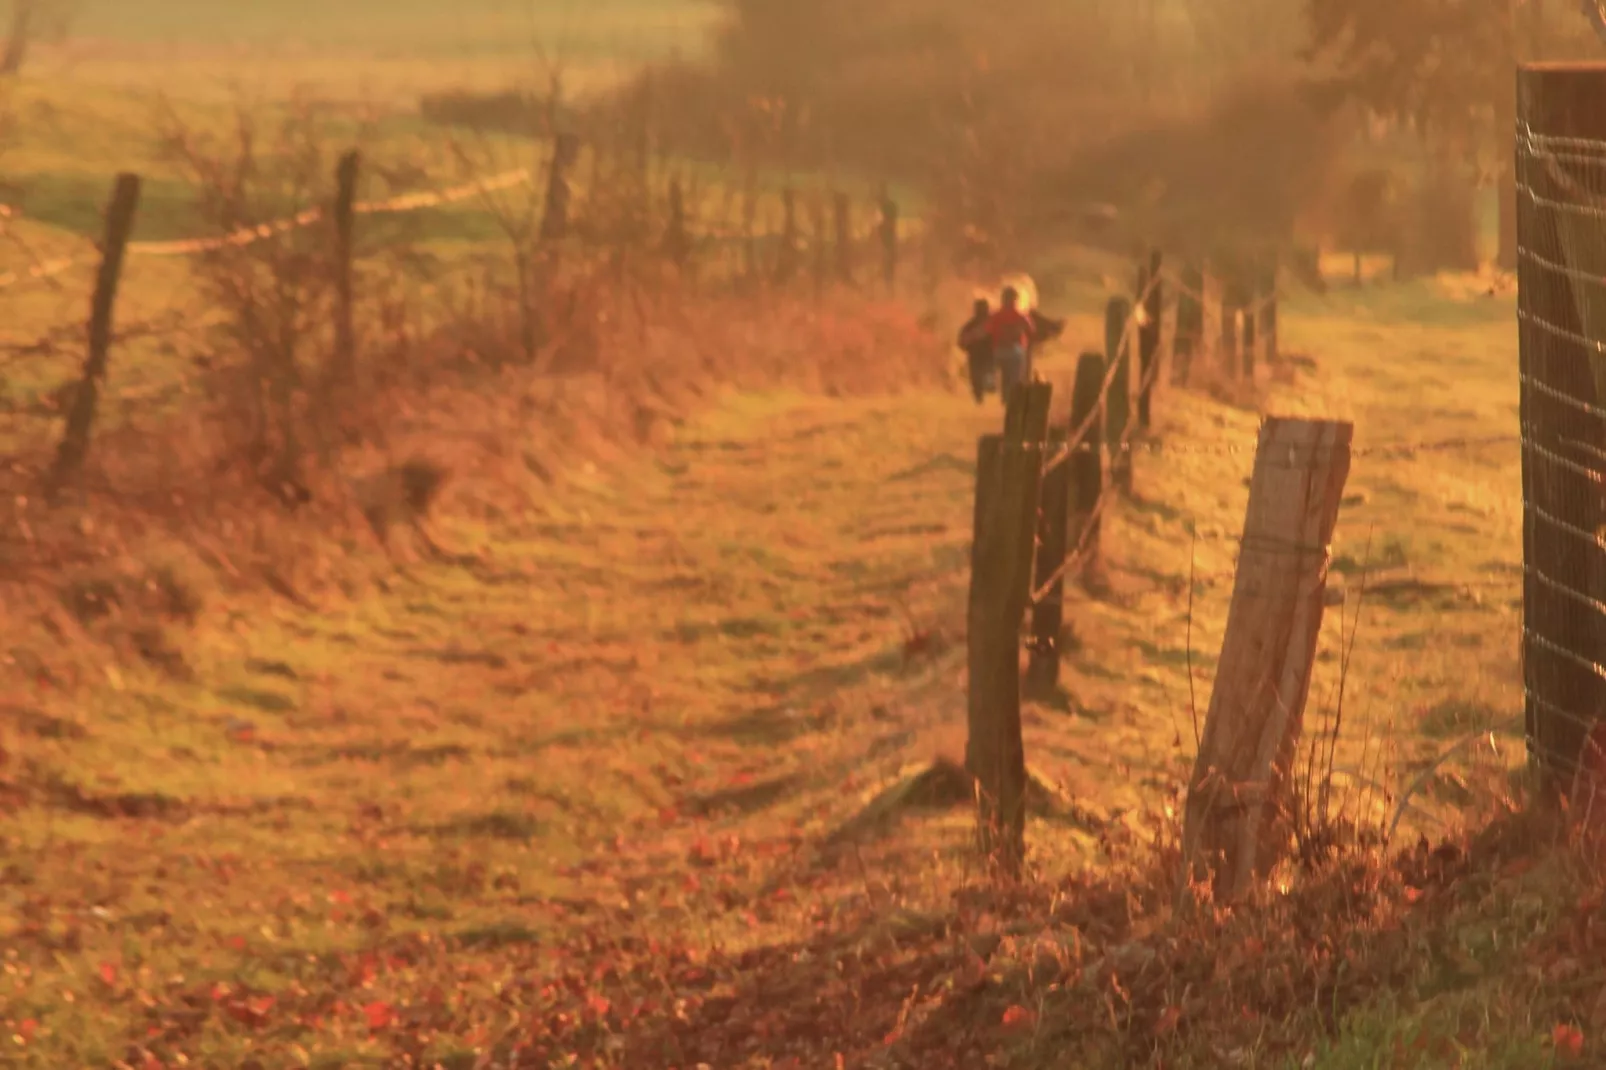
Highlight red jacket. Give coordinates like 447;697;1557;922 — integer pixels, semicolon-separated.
983;307;1035;350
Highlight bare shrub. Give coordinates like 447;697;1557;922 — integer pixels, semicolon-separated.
157;96;358;505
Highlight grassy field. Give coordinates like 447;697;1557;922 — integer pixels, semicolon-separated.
1;7;1585;1066
2;261;1551;1065
23;0;721;100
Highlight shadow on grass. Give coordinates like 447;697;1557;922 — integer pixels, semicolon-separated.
679;773;804;818
817;760;1108;861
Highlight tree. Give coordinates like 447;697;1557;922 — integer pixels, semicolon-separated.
1;0;77;77
1301;0;1534;269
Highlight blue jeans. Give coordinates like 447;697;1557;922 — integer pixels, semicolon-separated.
996;345;1027;401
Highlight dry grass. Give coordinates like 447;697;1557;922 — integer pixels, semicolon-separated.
0;244;1563;1066
0;8;1577;1066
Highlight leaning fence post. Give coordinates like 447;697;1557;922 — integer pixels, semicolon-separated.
1104;296;1134;493
1178;417;1352;903
1069;351;1105;590
331;149;360;387
47;172;142;498
1138;248;1163;430
1026;427;1070;695
967;380;1054;876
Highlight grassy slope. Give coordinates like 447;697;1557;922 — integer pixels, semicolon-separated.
2;265;1548;1066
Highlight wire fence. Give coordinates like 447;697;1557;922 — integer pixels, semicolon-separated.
1514;75;1606;800
0;157;918;297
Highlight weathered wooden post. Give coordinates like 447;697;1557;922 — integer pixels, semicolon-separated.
1179;417;1352;903
1257;256;1279;364
810;192;829;297
1240;269;1259;382
967;380;1054;875
48;172;142;497
879;191;899;292
1068;351;1105;590
1138;248;1163;429
664;174;691;269
1026;427;1070;695
331;149;359;387
1516;63;1606;802
1218;272;1240;380
1174;261;1204;386
1104;296;1133;493
775;187;800;284
539;132;581;242
742;166;759;281
833;190;853;284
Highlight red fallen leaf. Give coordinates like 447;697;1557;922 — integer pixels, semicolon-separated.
16;1019;36;1043
225;995;275;1028
1555;1023;1585;1057
1002;1004;1037;1029
98;962;118;986
363;1000;395;1031
657;807;678;826
225;936;247;952
585;994;611;1017
329;889;352;905
731;772;753;787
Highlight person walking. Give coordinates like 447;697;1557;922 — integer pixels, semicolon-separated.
957;297;995;404
982;285;1036;402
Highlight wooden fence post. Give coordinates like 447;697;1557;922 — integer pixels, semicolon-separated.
811;192;829;297
1179;417;1353;903
1174;261;1203;386
331;149;359;387
1069;352;1105;590
1026;427;1069;695
776;187;800;284
1516;63;1606;801
540;132;581;243
1138;248;1163;429
1104;296;1133;493
879;191;898;292
1241;271;1259;382
967;380;1054;875
47;172;141;497
664;174;691;269
1219;273;1240;379
833;190;853;284
742;166;759;281
1258;257;1279;364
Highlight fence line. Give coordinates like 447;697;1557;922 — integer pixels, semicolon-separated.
1;161;915;295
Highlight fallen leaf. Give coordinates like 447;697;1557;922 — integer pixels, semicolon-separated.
1002;1004;1037;1030
1555;1023;1585;1058
363;1000;395;1031
97;962;118;987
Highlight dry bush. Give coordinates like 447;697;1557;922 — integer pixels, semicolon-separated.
0;82;951;695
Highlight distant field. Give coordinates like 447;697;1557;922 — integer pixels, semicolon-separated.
21;0;723;101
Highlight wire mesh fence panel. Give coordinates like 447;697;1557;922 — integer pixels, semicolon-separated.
1515;64;1606;799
